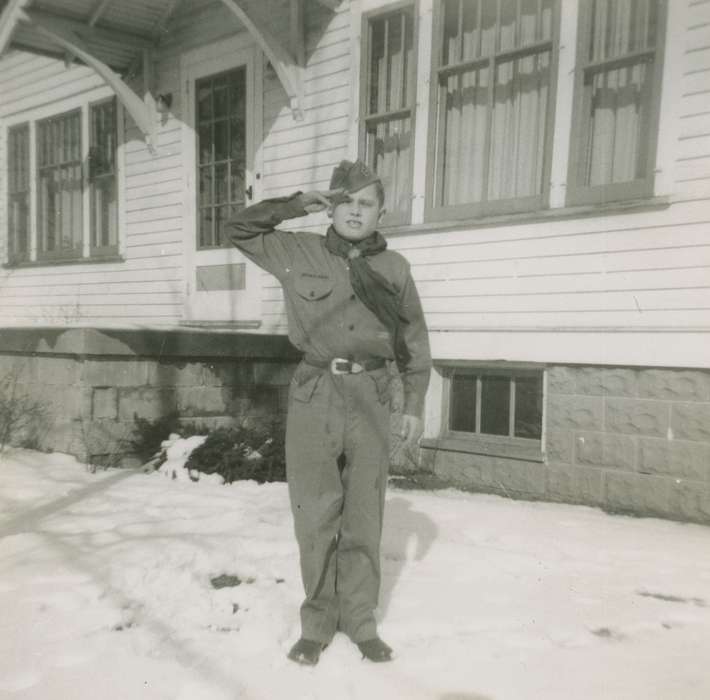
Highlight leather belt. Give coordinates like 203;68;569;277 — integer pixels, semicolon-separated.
303;356;386;375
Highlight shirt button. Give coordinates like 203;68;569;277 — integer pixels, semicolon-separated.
348;324;355;331
350;294;356;301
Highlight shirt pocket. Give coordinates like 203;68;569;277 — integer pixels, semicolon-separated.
294;273;334;301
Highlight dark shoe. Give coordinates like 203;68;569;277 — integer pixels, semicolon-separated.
357;637;393;662
287;638;326;666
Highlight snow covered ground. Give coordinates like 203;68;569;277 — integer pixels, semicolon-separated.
2;445;710;700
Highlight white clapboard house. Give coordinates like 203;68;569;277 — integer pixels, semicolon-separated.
0;0;709;523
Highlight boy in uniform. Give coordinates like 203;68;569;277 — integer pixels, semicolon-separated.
227;160;431;665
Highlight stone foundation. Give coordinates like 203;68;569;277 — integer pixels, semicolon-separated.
420;365;710;525
2;330;708;525
0;328;300;466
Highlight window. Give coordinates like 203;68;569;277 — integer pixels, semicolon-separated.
37;110;83;260
196;67;247;248
427;0;557;220
449;368;543;441
567;0;666;205
360;4;416;224
4;95;120;266
357;1;667;227
7;124;30;264
89;98;118;254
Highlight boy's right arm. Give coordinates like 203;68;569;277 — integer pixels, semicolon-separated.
226;190;342;279
225;194;307;279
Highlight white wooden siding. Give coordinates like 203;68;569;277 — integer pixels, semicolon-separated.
0;0;307;329
260;1;351;199
676;1;710;199
257;0;710;367
397;202;710;333
256;0;352;333
405;0;709;365
0;0;708;368
0;52;184;327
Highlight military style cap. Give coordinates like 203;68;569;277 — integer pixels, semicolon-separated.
329;159;381;193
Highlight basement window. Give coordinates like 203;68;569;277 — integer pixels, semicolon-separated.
439;366;544;460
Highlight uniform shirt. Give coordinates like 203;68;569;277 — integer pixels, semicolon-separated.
227;194;432;416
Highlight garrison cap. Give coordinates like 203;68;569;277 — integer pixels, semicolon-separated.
329;159;381;193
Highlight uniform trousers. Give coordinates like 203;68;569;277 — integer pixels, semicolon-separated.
285;361;391;644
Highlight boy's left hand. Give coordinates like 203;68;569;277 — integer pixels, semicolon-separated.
400;414;423;448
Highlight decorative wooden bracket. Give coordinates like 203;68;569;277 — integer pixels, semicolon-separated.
17;9;158;153
0;0;31;55
217;0;304;121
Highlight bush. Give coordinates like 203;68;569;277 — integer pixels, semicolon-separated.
0;366;49;453
130;412;204;464
185;422;285;484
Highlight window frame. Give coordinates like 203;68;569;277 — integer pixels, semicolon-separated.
89;96;120;258
565;0;668;207
439;364;545;461
358;0;419;227
6;122;31;266
35;107;84;262
180;36;263;324
195;65;250;250
2;87;124;268
424;0;561;223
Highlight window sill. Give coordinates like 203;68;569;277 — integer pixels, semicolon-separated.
420;433;544;463
381;195;671;237
3;255;125;269
178;320;262;330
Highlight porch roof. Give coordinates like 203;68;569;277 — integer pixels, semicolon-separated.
0;0;339;147
0;0;177;70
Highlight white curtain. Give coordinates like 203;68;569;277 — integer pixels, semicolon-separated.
366;10;414;219
441;68;488;205
590;0;653;61
488;52;549;200
370;117;412;217
584;62;648;186
583;0;654;185
440;51;549;206
38;112;82;254
437;0;553;207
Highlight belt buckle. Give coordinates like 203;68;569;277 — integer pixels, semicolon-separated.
330;358;351;375
330;358;365;375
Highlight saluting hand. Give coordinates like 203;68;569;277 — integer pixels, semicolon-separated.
298;189;346;214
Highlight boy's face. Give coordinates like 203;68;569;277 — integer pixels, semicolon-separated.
330;183;385;241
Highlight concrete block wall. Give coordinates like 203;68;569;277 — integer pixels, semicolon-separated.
0;328;410;470
0;351;297;465
546;366;710;523
420;365;710;525
0;328;300;466
2;329;708;525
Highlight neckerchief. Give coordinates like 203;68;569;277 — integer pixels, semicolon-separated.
324;226;411;369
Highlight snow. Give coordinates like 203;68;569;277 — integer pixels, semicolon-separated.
2;445;710;700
